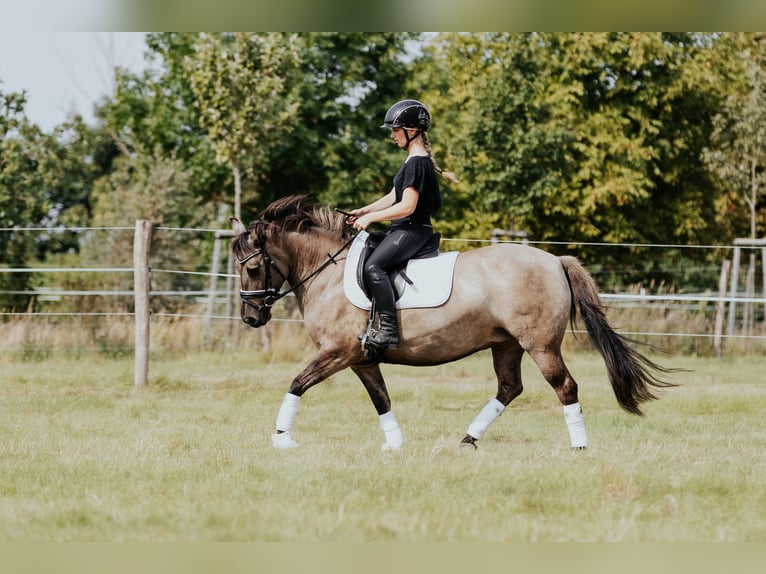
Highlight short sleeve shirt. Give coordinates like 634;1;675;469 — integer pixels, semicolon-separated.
392;155;442;225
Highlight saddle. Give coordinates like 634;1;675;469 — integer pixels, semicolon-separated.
343;231;459;311
356;230;441;301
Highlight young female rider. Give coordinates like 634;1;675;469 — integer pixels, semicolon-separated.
348;99;458;350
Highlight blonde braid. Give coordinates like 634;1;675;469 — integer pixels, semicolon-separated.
422;132;459;183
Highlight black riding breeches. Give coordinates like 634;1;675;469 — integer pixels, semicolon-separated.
363;225;434;314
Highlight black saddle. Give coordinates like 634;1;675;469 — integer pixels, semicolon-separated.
356;230;441;301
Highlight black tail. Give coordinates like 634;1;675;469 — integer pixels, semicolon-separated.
560;256;679;416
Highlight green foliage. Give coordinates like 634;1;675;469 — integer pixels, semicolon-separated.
97;45;229;208
418;33;744;288
97;33;417;222
703;33;766;241
4;33;766;299
1;88;112;311
185;33;303;219
86;150;215;314
300;33;418;209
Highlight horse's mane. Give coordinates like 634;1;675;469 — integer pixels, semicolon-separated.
251;195;349;238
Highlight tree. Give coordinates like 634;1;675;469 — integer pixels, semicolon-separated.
185;33;303;221
97;43;229;219
1;87;112;311
297;32;419;209
703;34;766;328
704;34;766;242
419;33;730;288
101;33;419;221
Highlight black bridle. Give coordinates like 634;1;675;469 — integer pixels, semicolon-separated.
237;220;355;312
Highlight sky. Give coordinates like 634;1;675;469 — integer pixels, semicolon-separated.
0;32;148;132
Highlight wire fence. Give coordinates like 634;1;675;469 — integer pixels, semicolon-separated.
2;224;765;363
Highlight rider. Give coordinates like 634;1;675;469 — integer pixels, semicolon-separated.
348;99;458;350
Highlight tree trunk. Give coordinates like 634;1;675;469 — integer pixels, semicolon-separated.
233;165;242;223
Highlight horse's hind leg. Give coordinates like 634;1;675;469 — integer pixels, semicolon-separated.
528;348;588;449
460;341;525;449
351;364;403;451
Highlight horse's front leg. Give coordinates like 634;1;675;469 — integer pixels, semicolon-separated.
351;364;403;451
272;348;351;449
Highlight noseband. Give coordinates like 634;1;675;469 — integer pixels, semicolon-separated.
236;220;355;312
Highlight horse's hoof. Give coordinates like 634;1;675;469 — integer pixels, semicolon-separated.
272;432;298;449
459;435;478;449
381;442;403;452
572;446;587;452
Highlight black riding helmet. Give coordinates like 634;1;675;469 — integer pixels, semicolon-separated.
381;99;431;132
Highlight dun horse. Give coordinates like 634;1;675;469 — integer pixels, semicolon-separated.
232;195;677;451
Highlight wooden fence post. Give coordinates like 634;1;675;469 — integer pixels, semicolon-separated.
762;246;766;326
204;230;235;348
714;259;730;358
134;219;153;388
727;245;741;336
203;231;223;349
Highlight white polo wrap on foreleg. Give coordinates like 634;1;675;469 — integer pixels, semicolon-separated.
275;393;301;433
467;398;505;440
379;410;404;450
563;402;588;448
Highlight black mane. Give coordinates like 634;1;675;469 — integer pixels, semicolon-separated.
252;195;348;237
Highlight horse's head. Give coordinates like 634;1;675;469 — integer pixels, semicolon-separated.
231;196;351;329
231;217;287;328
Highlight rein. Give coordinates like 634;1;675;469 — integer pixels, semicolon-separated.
238;221;355;311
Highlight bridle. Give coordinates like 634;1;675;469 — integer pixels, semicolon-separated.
236;220;355;312
236;224;286;311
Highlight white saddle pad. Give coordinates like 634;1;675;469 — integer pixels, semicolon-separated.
343;231;459;310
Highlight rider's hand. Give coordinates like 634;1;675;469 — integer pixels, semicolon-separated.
352;214;374;231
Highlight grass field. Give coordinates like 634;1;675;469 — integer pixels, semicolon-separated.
1;349;765;541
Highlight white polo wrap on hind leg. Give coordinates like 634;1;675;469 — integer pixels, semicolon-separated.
563;402;588;448
276;393;301;432
379;410;404;450
467;398;506;440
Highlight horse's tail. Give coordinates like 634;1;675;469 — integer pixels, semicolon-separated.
559;256;679;416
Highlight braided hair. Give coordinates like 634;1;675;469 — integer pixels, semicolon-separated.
421;131;459;183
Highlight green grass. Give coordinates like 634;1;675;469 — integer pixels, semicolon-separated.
1;350;765;541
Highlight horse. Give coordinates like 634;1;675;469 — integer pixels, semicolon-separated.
231;195;678;451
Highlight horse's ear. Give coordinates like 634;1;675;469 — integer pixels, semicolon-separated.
230;217;247;236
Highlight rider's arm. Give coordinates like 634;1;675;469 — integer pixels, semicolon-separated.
351;187;419;230
351;188;397;217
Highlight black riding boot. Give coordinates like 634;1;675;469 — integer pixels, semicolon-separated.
362;265;399;350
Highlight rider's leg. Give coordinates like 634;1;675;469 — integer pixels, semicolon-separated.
363;262;399;349
361;226;431;350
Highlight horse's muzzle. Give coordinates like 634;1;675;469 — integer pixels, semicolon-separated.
240;305;271;329
242;308;271;328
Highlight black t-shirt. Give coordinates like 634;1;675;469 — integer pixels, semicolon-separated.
392;155;441;225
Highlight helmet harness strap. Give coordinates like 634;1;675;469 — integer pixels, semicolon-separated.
402;128;420;149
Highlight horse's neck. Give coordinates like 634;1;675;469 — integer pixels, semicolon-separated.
282;231;344;290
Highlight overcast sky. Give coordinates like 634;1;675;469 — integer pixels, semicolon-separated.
0;32;148;132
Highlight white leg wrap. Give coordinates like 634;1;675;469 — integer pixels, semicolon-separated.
563;402;588;448
275;393;301;433
466;398;505;440
379;411;404;451
272;393;301;449
272;431;298;449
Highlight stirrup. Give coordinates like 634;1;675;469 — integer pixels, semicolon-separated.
359;301;377;352
359;331;381;359
359;330;398;359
